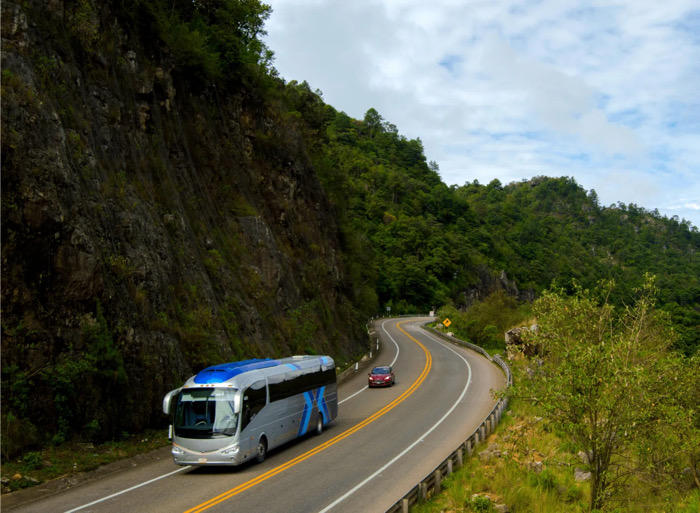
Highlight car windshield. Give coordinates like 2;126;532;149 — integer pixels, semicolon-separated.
174;388;238;439
372;368;389;375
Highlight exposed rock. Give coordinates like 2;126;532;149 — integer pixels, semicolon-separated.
463;266;534;305
528;461;543;473
505;325;540;358
0;0;366;456
575;468;592;482
479;450;494;463
578;450;592;464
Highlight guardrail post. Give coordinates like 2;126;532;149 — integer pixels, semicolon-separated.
456;447;463;468
433;469;442;490
466;439;473;458
401;498;409;513
446;458;453;476
420;482;428;501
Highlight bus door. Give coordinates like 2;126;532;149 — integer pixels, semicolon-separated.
239;380;267;455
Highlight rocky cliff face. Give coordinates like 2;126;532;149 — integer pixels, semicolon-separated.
1;0;365;455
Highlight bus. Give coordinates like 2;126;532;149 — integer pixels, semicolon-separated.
162;355;337;466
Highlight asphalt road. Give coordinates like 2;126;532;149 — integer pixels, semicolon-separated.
4;318;506;513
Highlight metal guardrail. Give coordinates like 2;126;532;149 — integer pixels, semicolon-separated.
385;327;512;513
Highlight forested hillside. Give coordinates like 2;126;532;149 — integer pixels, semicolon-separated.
280;81;699;355
2;0;698;462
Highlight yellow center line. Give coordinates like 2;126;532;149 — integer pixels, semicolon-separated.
184;321;432;513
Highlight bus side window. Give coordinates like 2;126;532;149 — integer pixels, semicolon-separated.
241;381;266;430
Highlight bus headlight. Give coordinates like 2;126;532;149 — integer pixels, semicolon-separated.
172;445;185;456
221;444;239;455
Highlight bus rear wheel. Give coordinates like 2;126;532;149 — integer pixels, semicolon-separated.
255;437;267;464
315;415;323;436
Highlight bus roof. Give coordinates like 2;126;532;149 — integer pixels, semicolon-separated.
190;355;334;386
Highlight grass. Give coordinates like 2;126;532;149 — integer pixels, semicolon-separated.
0;429;170;494
411;398;591;513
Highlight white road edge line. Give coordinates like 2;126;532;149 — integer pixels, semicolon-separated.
318;326;472;513
339;319;400;405
63;466;188;513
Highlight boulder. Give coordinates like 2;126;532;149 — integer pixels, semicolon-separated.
574;468;592;482
505;325;540;358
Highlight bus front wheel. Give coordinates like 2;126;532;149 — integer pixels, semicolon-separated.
315;415;323;436
255;437;267;464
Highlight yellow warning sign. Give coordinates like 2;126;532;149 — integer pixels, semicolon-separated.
443;318;452;327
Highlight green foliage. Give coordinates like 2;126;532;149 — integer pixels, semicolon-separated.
67;0;100;49
469;495;493;512
281;82;699;350
22;452;43;471
158;17;221;78
513;276;698;511
83;301;128;387
529;468;558;492
285;301;323;354
116;0;273;83
437;291;528;353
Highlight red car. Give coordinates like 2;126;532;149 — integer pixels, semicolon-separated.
368;366;395;387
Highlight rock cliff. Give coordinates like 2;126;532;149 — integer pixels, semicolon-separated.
1;0;365;455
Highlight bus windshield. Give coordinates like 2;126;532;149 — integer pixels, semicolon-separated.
174;388;238;438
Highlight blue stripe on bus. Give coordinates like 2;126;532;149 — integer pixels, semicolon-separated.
299;391;314;436
297;387;329;437
318;386;329;423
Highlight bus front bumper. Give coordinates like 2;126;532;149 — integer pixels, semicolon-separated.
171;443;244;466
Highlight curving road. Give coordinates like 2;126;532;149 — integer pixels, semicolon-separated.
5;318;506;513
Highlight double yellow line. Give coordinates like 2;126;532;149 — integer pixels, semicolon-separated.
185;321;432;513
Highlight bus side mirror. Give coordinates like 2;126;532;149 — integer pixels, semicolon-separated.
163;388;181;415
234;394;241;414
168;424;173;441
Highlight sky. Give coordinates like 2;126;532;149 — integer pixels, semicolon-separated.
263;0;700;229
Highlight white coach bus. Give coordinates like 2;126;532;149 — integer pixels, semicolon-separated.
162;355;338;466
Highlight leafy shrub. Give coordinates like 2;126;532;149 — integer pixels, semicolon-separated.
468;495;492;512
22;451;43;470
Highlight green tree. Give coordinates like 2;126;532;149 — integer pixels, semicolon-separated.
516;276;680;511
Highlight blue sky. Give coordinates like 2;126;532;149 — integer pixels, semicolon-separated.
264;0;700;228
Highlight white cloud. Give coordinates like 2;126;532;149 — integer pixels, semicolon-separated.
264;0;700;228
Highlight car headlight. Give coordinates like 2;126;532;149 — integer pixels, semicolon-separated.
172;445;185;456
221;444;240;455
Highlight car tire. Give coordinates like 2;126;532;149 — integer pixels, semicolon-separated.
255;437;267;464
